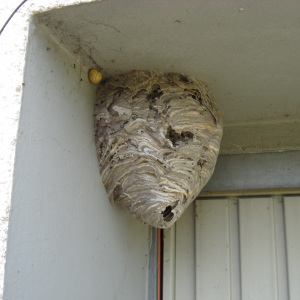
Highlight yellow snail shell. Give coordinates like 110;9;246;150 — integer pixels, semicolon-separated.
89;69;102;84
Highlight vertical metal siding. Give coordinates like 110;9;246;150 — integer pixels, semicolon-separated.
284;196;300;300
163;225;175;300
238;198;280;299
175;204;196;300
164;196;299;300
195;199;231;299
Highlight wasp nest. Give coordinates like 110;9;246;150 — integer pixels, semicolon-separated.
94;70;223;228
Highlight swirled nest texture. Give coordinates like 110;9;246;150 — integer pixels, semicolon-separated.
94;70;223;228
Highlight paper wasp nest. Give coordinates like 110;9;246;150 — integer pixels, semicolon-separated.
94;70;223;228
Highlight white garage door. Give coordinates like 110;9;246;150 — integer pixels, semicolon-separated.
163;196;300;300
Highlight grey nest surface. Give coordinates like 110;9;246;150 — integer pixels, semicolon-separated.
94;70;223;228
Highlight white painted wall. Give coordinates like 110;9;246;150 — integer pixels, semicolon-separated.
34;0;300;155
0;1;103;297
3;22;149;300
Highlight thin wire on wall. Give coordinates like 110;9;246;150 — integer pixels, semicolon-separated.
0;0;28;35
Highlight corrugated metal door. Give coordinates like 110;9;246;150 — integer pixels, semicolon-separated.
163;196;300;300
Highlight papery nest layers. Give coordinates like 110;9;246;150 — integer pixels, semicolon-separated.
94;70;223;228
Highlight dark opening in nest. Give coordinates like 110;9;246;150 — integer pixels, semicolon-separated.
162;205;174;222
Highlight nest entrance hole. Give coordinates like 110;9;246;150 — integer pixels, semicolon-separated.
162;205;174;222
